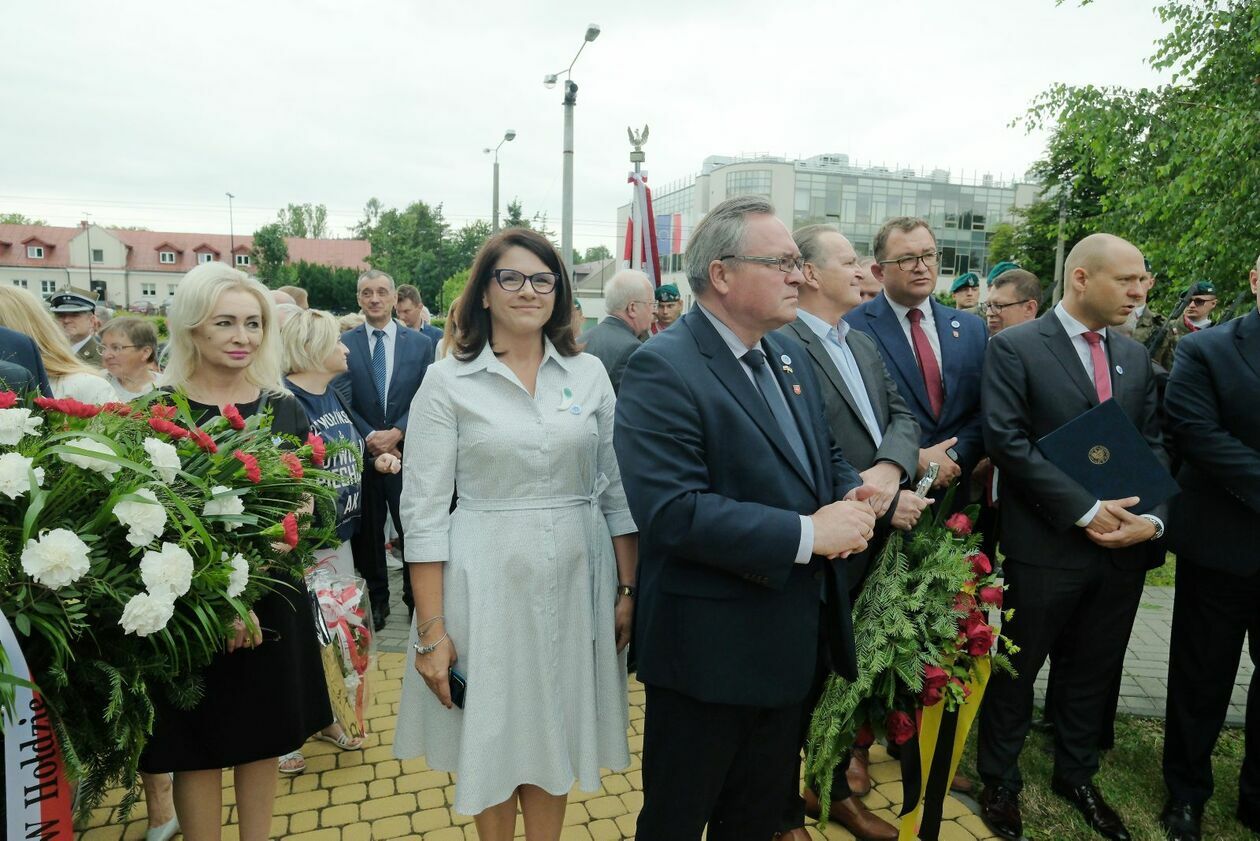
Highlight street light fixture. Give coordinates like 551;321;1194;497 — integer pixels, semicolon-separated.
484;129;517;232
226;192;236;258
543;23;600;277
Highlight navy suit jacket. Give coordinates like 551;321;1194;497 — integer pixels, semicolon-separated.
334;323;433;441
1164;308;1260;575
614;306;863;708
845;293;986;480
419;323;443;346
0;326;51;396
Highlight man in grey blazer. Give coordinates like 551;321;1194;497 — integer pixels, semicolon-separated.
578;269;654;392
775;224;926;841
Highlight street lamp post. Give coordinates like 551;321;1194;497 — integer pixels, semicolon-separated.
82;214;94;288
226;192;236;257
484;129;517;232
544;23;600;278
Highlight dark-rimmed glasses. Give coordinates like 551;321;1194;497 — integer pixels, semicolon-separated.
491;269;559;294
719;255;805;273
1188;296;1216;306
102;343;139;353
878;251;941;272
985;299;1032;314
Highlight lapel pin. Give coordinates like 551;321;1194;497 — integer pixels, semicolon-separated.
782;364;794;374
950;320;960;329
1115;365;1124;375
952;331;960;338
792;384;802;395
558;387;575;411
780;354;792;365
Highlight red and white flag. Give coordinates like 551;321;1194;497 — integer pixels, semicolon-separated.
622;171;662;287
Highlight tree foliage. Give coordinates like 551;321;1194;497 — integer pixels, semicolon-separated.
287;261;360;312
0;212;47;225
250;223;289;285
1018;0;1260;307
275;203;328;238
581;244;613;263
440;269;471;313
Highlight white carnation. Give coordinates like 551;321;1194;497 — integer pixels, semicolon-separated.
143;437;182;484
0;452;44;500
225;552;249;599
112;488;167;548
59;437;121;480
140;542;195;598
0;408;43;445
203;486;245;530
21;528;91;590
119;591;175;637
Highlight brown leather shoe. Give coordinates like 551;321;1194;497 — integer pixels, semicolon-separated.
803;790;898;840
949;772;973;794
846;746;872;796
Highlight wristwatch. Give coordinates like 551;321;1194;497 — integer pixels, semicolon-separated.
616;584;635;598
945;446;960;463
1139;514;1165;540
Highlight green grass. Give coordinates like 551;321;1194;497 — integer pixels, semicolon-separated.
1145;554;1177;588
959;712;1250;840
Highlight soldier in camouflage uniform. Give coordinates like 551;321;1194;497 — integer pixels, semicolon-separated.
1152;280;1218;370
1130;261;1167;346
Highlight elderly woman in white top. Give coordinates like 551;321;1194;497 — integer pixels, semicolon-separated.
0;286;114;403
100;316;161;400
393;228;637;841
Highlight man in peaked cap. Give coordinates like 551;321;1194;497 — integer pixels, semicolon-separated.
50;289;102;366
652;282;683;334
950;272;982;315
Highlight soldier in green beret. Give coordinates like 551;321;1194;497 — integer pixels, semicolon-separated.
950;272;982;315
651;282;683;335
1152;280;1218;369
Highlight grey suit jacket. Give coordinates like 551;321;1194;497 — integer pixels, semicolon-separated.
579;316;642;393
779;316;920;482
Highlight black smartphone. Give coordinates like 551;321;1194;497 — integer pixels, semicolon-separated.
448;668;467;709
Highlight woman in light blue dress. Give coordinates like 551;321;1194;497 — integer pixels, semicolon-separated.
394;228;637;841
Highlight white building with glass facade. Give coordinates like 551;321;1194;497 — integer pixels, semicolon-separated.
617;153;1039;297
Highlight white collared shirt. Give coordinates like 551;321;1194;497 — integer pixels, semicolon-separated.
797;307;883;446
696;302;814;565
1053;302;1109;391
367;319;398;396
883;292;941;368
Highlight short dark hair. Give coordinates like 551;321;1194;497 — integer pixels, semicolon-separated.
991;268;1041;304
454;228;579;362
396;284;422;306
872;216;936;262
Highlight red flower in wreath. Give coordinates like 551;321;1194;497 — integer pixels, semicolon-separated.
945;512;974;536
282;512;300;548
886;710;916;745
101;402;133;416
951;676;972;700
150;404;178;420
221;403;246;431
189;426;218;453
148;417;190;439
0;391;18;409
233;449;262;484
281;451;304;479
963;614;995;657
969;551;992;576
306;432;326;467
920;663;950;707
954;591;977;615
35;396;102;418
979;585;1004;609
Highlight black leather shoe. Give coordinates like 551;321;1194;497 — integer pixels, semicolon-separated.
372;601;390;631
1051;779;1130;840
978;785;1023;840
1159;799;1202;841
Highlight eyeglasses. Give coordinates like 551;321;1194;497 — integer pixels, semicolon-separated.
878;251;941;272
491;269;558;294
984;299;1032;314
103;344;139;353
719;255;805;274
1188;296;1216;306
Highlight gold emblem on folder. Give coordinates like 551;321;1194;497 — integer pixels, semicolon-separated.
1088;445;1111;465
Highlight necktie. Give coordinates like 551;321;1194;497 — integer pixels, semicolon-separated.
742;348;810;474
906;309;944;418
371;329;388;414
1082;331;1112;402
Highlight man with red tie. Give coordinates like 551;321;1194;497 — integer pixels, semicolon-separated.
844;217;987;507
976;234;1169;841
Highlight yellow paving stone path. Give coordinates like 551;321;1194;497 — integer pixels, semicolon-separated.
81;654;999;840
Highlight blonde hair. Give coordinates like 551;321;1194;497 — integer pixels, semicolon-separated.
0;286;105;380
437;295;460;360
338;313;365;333
281;309;342;374
159;262;287;395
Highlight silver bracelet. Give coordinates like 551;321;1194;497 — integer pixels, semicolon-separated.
417;614;444;636
413;633;448;656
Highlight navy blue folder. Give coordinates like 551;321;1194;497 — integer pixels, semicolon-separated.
1036;398;1180;515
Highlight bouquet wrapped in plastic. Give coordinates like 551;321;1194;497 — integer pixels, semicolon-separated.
307;566;375;740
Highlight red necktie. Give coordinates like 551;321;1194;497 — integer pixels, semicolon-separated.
906;309;944;418
1082;331;1112;402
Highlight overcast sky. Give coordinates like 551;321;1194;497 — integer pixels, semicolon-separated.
2;0;1169;253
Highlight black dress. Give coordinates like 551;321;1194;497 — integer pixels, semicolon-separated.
140;393;332;772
